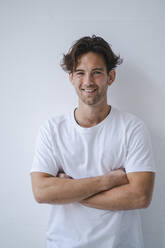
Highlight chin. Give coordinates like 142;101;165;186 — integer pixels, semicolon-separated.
81;98;99;106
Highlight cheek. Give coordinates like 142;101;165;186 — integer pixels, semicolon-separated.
95;79;107;88
75;79;83;88
95;75;107;82
72;78;80;86
74;83;82;93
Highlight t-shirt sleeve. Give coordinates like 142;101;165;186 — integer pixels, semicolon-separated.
30;120;59;176
124;120;156;174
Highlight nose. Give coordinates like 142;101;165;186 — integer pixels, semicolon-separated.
83;73;95;87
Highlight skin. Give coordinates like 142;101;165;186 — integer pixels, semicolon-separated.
57;171;155;210
31;170;128;204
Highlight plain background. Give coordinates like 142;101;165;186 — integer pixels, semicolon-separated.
0;0;164;247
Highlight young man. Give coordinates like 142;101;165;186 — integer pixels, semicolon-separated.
30;35;155;248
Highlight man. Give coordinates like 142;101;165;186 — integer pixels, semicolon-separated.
30;35;155;248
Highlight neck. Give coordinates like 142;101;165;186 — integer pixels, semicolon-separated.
74;103;111;128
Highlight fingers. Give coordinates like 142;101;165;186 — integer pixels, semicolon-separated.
57;173;72;179
57;173;68;178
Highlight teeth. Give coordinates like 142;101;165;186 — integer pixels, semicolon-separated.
84;89;96;92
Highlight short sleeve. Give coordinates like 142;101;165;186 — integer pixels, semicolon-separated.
30;120;59;176
124;120;156;174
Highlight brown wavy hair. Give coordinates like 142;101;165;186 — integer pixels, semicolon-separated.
60;35;123;74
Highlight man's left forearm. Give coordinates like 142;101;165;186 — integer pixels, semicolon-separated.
57;171;155;211
79;183;145;210
79;172;155;211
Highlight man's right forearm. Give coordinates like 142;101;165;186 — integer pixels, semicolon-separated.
37;175;108;204
36;169;128;204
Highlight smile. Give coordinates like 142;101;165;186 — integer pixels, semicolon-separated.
82;89;97;95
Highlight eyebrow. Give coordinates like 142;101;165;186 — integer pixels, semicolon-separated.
75;67;104;72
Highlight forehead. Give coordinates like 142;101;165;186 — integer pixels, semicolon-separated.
76;52;106;69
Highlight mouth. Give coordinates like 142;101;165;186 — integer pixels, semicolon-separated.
82;89;97;95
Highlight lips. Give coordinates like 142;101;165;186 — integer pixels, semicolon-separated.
82;89;97;92
82;88;97;95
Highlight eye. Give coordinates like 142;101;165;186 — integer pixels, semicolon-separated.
93;71;101;75
77;72;84;75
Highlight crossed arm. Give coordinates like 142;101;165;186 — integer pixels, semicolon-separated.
31;169;155;211
79;172;155;210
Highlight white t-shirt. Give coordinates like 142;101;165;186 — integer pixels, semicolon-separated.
30;106;155;248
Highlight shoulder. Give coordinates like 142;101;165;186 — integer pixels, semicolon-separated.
38;112;71;137
111;107;150;140
112;106;146;130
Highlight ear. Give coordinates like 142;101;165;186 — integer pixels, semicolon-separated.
107;69;116;86
69;72;74;85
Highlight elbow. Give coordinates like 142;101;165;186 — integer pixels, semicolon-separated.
33;187;58;204
139;194;153;209
36;196;44;204
130;189;153;209
33;187;45;204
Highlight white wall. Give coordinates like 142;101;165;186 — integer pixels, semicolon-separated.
0;0;164;247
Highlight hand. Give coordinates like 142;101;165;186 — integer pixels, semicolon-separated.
57;172;73;179
80;169;129;206
102;168;129;191
108;168;129;187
